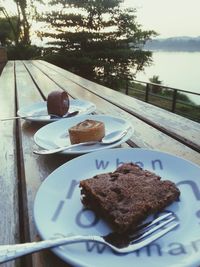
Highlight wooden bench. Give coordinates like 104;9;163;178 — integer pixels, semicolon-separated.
0;60;200;267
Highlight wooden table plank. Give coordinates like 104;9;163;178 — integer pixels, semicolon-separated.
30;60;200;166
14;61;73;267
0;61;20;267
22;61;71;99
36;60;200;153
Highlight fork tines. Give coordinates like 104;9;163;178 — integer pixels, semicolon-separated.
129;212;179;244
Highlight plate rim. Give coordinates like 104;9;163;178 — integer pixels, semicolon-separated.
33;148;200;267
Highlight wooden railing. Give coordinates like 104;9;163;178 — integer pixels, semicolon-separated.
120;79;200;123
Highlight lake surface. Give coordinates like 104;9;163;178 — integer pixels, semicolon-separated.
136;51;200;104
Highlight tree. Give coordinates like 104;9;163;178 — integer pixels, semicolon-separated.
149;75;162;84
0;16;18;45
0;6;20;45
0;0;44;45
0;2;29;45
149;75;163;93
14;0;31;45
37;0;157;89
0;1;42;59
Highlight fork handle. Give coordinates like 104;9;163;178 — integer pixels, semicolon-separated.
0;235;102;263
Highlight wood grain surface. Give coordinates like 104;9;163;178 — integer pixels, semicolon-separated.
14;61;72;267
0;62;20;267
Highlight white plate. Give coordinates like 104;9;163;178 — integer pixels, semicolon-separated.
34;114;133;154
34;148;200;267
17;99;96;123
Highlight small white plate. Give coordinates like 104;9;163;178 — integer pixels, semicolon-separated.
34;114;133;154
17;99;96;123
34;148;200;267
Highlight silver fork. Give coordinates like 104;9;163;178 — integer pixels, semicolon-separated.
0;213;178;263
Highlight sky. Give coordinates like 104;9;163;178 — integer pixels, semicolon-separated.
123;0;200;38
1;0;200;38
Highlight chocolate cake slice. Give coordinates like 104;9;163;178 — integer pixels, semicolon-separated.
80;163;180;233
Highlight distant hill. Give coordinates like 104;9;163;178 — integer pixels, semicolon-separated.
145;36;200;51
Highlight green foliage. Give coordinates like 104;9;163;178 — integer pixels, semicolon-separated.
0;16;19;45
149;75;163;93
38;0;157;89
7;44;42;60
149;75;162;84
160;88;194;104
125;80;199;122
176;92;194;103
0;1;43;59
0;0;41;46
14;0;31;45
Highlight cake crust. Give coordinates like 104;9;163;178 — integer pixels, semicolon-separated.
80;163;180;233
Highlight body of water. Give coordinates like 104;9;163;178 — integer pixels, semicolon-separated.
136;51;200;104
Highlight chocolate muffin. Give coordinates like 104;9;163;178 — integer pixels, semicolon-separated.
80;163;180;233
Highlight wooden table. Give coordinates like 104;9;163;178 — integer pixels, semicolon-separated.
0;60;200;267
